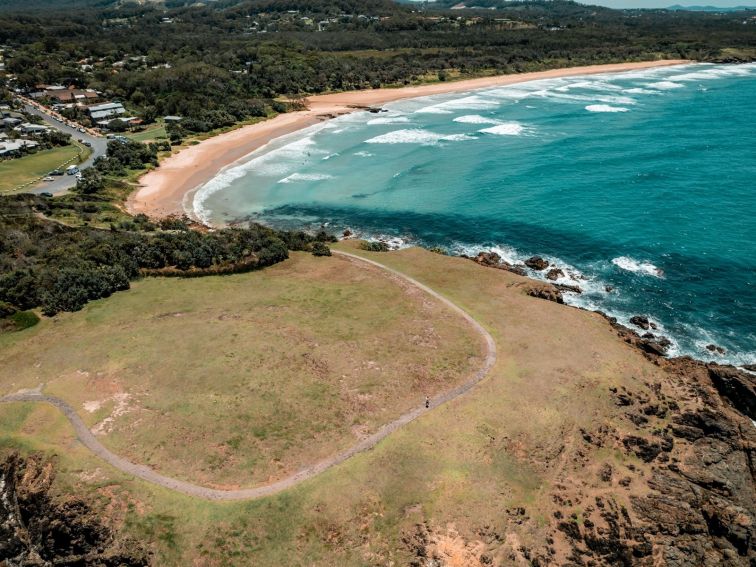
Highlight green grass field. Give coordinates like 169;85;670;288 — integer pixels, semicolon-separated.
0;145;83;193
0;242;670;565
127;125;167;143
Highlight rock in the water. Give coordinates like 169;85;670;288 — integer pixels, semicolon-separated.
525;256;549;270
630;315;651;330
706;344;727;355
605;285;614;293
554;283;582;294
546;268;564;281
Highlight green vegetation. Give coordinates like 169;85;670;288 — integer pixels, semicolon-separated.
0;195;333;317
0;240;673;564
0;0;754;133
360;241;390;252
0;251;480;487
0;146;81;193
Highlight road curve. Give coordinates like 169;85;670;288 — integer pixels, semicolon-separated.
0;250;497;501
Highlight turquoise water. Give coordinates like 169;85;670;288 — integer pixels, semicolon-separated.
195;63;756;365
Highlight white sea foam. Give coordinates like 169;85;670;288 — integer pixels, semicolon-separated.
478;122;526;136
453;114;501;125
611;256;664;278
277;172;334;184
646;81;684;90
623;87;659;95
585;104;630;113
545;92;638;105
365;128;475;145
354;151;373;157
367;115;412;125
413;107;453;115
192;133;328;223
415;95;500;115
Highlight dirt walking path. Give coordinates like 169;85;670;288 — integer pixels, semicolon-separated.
0;251;496;501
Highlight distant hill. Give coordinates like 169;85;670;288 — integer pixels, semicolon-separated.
666;4;756;10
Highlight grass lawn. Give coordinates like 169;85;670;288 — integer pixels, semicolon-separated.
0;145;83;193
0;243;672;565
127;125;167;143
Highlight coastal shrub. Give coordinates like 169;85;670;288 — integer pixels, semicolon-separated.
0;195;336;316
360;241;389;252
10;310;39;330
311;242;331;257
0;301;17;318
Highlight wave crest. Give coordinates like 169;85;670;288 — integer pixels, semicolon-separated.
612;256;664;278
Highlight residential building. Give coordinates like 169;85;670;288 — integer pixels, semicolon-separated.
88;102;126;121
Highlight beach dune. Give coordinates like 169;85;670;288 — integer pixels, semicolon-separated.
127;60;688;219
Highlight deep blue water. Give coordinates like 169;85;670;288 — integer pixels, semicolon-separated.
194;63;756;365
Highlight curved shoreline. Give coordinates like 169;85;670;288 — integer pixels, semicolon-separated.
0;250;497;501
127;60;688;219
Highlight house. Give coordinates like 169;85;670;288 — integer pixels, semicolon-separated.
15;123;50;135
30;87;100;104
0;139;39;156
163;115;182;123
88;102;126;121
1;117;21;127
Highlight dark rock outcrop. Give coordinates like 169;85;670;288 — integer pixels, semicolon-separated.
629;315;651;330
0;452;150;566
545;268;564;281
471;252;528;276
707;365;756;420
525;256;549;270
526;285;563;304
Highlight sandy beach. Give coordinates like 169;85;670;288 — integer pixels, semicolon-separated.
127;59;688;219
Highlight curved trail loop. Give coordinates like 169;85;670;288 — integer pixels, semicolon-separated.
0;251;496;501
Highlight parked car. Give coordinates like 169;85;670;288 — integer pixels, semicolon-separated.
49;169;63;176
83;141;92;147
39;192;53;198
77;127;86;133
42;176;54;182
66;166;79;175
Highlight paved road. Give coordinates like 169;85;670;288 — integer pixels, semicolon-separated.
0;250;497;501
19;101;108;195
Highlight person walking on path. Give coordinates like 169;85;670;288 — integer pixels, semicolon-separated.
425;396;430;409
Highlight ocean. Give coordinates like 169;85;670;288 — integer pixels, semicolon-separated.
193;63;756;365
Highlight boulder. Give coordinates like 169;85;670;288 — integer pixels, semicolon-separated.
546;268;564;281
629;315;651;330
473;251;502;267
524;256;549;270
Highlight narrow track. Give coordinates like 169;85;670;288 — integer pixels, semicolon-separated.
0;250;496;501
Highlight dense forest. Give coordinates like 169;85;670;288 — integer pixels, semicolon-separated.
0;0;754;126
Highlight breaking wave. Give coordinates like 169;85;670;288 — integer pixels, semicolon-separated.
365;129;475;145
611;256;664;278
585;104;630;113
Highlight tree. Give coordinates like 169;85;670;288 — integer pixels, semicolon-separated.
74;168;105;195
107;119;128;133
